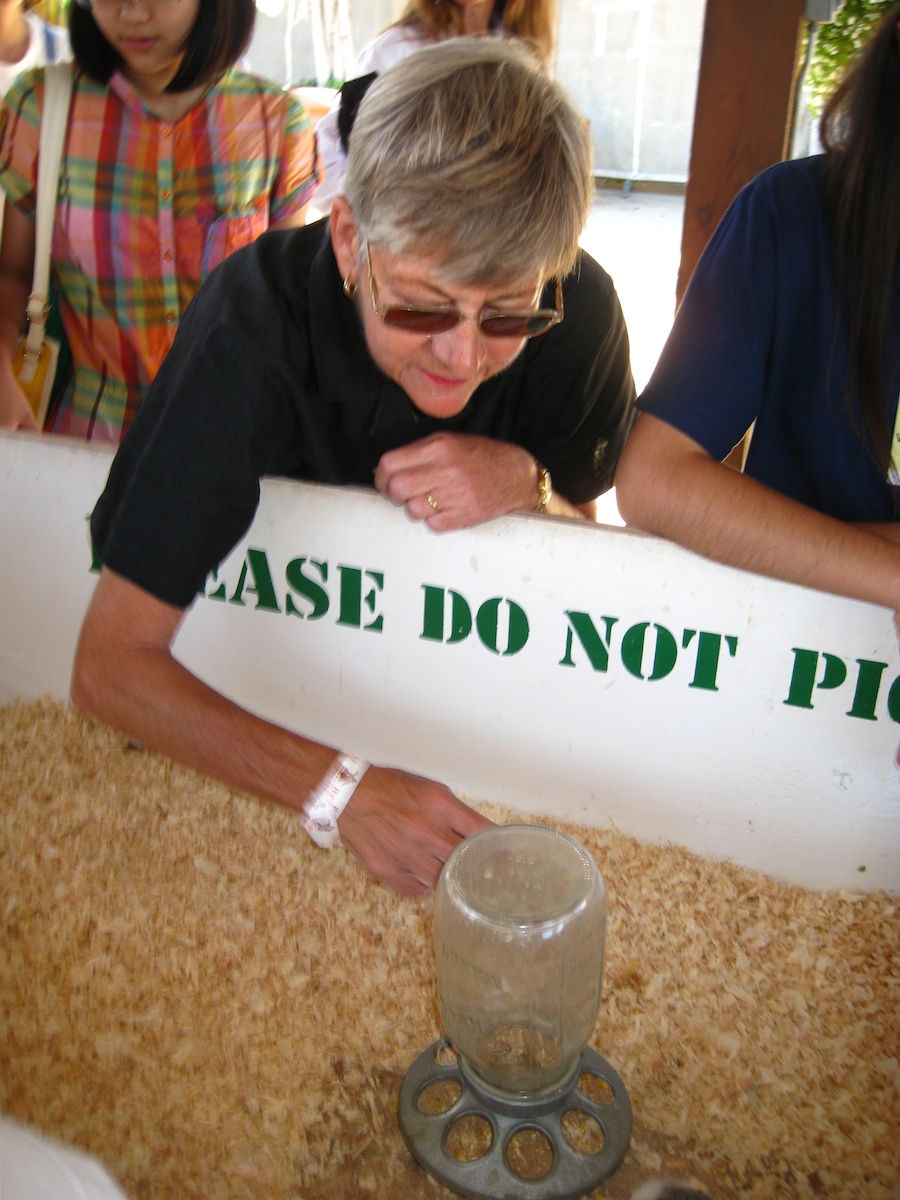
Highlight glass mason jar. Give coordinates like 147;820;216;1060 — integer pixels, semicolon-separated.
434;823;606;1099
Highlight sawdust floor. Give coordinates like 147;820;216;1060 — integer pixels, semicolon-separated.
1;697;898;1199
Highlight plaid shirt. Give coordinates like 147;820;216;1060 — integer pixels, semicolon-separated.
1;66;319;442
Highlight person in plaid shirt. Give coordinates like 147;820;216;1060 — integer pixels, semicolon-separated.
0;0;318;442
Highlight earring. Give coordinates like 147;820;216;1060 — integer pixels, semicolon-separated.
343;276;358;299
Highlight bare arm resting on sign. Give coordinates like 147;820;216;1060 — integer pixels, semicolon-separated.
617;413;900;611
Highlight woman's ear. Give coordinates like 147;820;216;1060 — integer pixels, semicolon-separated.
330;196;361;282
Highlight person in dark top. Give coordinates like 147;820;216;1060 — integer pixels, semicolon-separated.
72;38;636;895
616;3;900;617
89;213;631;609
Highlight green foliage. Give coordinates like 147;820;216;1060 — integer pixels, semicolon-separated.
807;0;895;109
293;77;344;90
32;0;69;22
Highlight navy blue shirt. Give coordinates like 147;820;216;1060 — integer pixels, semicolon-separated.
639;156;900;522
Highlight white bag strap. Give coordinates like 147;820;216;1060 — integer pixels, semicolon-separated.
23;62;73;363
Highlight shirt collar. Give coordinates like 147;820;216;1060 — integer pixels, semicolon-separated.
308;225;426;450
109;70;145;115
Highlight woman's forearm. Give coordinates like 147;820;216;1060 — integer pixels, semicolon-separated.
616;414;900;611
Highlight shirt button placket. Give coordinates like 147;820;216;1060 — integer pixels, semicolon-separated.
158;123;178;338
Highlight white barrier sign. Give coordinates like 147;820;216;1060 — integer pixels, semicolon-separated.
2;432;897;894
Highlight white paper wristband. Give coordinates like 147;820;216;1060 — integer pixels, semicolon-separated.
303;753;369;848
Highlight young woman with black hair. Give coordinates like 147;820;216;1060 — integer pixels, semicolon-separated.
0;0;318;441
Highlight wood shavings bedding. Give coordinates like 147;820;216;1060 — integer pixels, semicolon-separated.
1;697;897;1200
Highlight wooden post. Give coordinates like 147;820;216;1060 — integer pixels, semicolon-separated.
676;0;806;305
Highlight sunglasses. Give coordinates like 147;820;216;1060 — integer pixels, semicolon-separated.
365;243;564;339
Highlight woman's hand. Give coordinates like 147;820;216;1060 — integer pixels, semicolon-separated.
0;205;39;432
0;363;38;432
375;432;535;529
337;766;492;895
375;432;586;529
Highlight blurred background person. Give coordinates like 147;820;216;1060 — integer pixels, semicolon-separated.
312;0;556;216
0;0;67;96
0;0;69;233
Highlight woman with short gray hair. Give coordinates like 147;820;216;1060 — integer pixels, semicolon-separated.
74;38;635;896
342;37;590;286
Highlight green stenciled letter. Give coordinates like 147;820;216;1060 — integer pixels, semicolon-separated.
336;565;384;631
421;585;472;643
474;598;529;657
783;648;847;709
285;557;329;620
845;659;889;721
621;622;678;681
559;611;619;670
887;674;900;724
206;568;226;601
228;548;280;611
682;629;739;691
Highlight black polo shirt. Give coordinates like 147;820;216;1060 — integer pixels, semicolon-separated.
92;220;635;608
